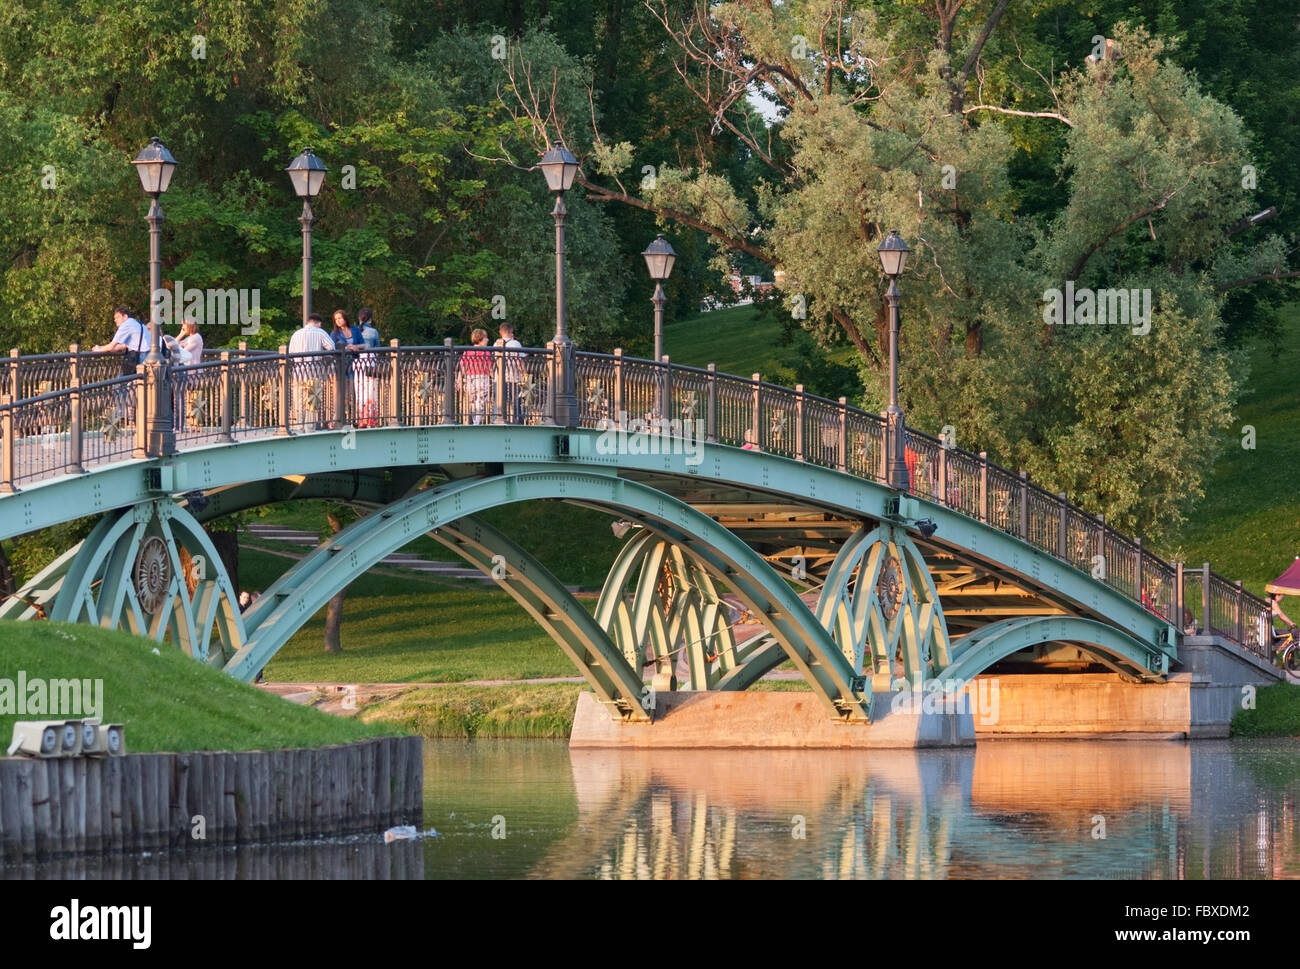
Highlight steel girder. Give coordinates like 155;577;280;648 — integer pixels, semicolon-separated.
594;529;780;692
426;515;650;721
0;425;1174;678
815;524;954;691
229;470;871;721
0;498;245;663
943;615;1170;684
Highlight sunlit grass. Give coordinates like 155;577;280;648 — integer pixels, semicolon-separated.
0;620;393;752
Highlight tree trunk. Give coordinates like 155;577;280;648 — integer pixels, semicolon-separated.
208;527;239;597
323;511;345;653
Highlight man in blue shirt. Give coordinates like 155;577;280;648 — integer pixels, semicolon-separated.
93;307;149;375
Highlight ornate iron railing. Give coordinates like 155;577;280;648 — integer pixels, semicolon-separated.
0;341;1273;659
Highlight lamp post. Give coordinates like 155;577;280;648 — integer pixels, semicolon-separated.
287;148;328;326
642;233;676;419
132;136;177;456
642;234;676;363
538;142;579;427
877;229;911;491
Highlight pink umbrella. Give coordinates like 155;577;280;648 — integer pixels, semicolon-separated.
1266;557;1300;596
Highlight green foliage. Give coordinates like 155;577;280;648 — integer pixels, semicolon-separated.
557;5;1289;542
359;683;582;739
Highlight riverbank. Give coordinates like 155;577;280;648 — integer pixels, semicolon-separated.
0;622;392;751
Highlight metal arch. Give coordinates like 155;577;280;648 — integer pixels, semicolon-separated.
943;616;1170;684
0;424;1177;667
11;498;247;663
228;471;871;721
425;515;649;721
594;530;780;692
815;524;953;691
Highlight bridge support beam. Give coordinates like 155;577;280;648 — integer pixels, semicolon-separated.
0;498;245;664
227;471;870;721
943;615;1169;684
594;530;778;693
427;516;649;721
816;524;952;692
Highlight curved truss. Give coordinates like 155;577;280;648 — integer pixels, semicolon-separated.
943;616;1170;684
228;471;871;721
0;498;245;664
816;525;953;691
594;530;779;692
427;515;649;721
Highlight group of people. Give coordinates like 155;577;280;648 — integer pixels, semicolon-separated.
286;309;382;429
285;314;531;428
93;307;204;372
93;307;205;427
456;323;526;425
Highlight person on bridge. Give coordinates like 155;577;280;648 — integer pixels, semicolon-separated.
355;308;381;428
1265;558;1300;651
1269;592;1296;646
456;328;492;425
494;322;525;424
174;318;204;431
93;307;148;376
288;313;335;431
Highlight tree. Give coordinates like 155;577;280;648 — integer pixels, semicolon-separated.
501;3;1292;540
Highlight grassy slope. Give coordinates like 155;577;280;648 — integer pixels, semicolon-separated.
242;548;578;683
664;302;861;380
1231;682;1300;737
1171;303;1300;595
0;620;392;752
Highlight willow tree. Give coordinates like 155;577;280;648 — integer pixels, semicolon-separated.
501;2;1292;541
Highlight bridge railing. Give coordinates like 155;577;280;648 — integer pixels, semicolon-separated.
3;346;128;401
0;341;1277;659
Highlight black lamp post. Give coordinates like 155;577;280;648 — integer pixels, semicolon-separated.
132;136;177;456
877;229;911;491
642;233;676;420
538;142;580;427
287;148;328;326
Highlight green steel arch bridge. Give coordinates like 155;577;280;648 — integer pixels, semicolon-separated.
0;342;1274;724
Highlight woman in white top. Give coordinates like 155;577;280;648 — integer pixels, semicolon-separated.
179;319;204;361
176;319;205;431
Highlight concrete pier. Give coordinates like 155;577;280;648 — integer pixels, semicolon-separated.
569;690;976;748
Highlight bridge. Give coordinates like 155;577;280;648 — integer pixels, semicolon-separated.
0;342;1279;735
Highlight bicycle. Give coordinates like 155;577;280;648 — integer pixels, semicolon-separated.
1274;626;1300;672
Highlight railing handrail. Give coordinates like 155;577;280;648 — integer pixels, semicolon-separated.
0;343;1273;654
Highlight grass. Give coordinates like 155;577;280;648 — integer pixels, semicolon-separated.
241;548;580;684
1230;682;1300;737
664;302;861;393
1169;303;1300;596
0;620;394;752
361;683;584;739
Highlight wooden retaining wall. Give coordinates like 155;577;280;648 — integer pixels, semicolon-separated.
0;736;423;862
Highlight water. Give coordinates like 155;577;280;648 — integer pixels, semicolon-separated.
12;739;1300;879
421;739;1300;879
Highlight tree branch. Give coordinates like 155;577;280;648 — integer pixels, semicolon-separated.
1213;269;1300;292
961;104;1073;126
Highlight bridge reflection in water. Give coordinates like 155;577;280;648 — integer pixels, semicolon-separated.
511;741;1300;880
